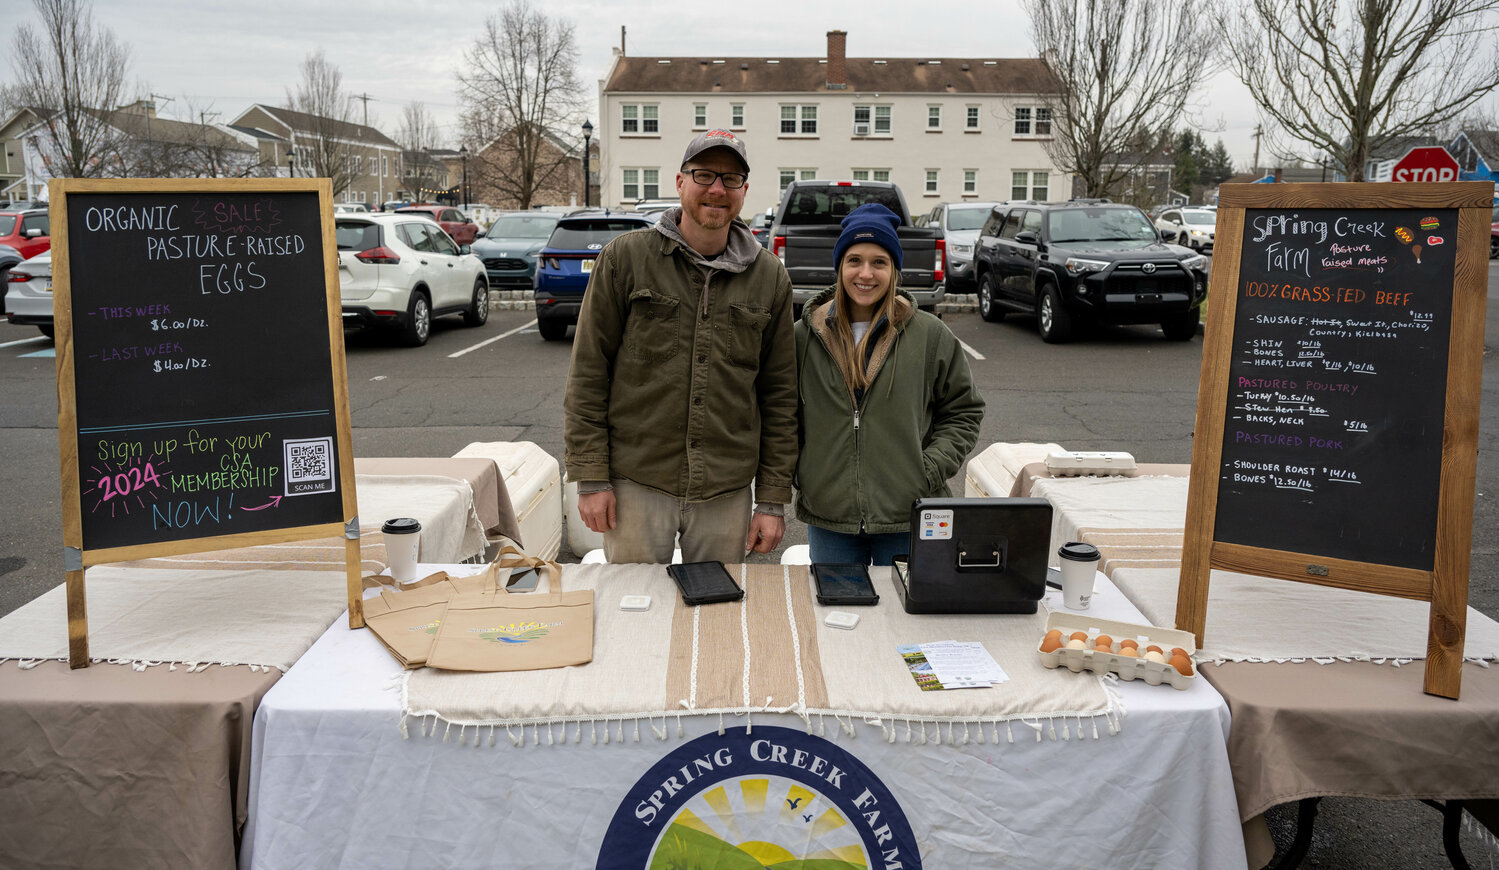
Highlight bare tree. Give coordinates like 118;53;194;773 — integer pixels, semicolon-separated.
284;49;358;194
457;0;583;209
1023;0;1221;199
1220;0;1499;181
7;0;132;179
396;100;443;195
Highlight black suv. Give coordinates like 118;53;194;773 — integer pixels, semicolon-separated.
972;202;1208;343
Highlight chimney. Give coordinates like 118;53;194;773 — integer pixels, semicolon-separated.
826;30;847;88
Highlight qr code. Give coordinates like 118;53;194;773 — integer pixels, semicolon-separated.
284;437;336;496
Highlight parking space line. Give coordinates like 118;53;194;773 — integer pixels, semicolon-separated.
448;319;538;358
0;335;47;349
958;339;985;361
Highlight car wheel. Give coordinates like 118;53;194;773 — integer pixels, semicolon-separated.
463;278;489;327
1161;309;1199;341
401;290;431;347
537;317;568;341
1178;233;1190;247
38;324;54;339
1037;284;1073;344
1491;235;1499;259
978;273;1005;323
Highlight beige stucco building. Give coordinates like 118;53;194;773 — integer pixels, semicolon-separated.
598;30;1069;216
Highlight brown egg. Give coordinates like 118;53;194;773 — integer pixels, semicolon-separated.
1094;641;1113;653
1145;645;1164;655
1170;647;1190;660
1117;647;1139;658
1044;629;1063;641
1040;636;1063;653
1069;631;1089;642
1094;634;1113;649
1168;654;1194;676
1119;639;1139;650
1065;638;1087;650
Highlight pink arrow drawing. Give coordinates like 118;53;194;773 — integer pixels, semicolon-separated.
241;496;283;512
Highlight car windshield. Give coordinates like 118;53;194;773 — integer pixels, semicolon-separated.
335;222;381;251
0;215;16;235
548;220;646;249
489;215;560;238
779;187;904;225
945;207;991;232
1047;208;1159;243
1182;211;1215;226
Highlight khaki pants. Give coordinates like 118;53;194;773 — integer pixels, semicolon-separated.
604;479;752;564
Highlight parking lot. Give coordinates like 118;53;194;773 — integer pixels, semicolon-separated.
2;259;1497;866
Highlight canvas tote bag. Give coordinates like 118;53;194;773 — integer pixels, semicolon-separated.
425;548;594;673
361;571;458;669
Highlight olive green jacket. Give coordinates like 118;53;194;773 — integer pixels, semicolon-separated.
563;213;798;504
795;287;984;533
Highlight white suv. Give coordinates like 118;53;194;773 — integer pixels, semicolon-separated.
336;214;489;346
1154;207;1216;253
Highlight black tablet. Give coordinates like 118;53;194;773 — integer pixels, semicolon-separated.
811;563;880;606
667;561;744;606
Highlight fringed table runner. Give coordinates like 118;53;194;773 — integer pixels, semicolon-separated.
402;563;1119;746
0;567;350;671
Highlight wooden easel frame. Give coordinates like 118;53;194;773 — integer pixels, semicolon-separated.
52;178;364;669
1176;181;1492;699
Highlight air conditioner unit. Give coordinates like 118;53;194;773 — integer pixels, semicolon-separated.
853;122;871;136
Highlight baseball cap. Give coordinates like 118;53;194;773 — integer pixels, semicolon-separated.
681;130;750;173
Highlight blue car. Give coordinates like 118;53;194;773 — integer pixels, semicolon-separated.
534;211;655;341
471;212;561;291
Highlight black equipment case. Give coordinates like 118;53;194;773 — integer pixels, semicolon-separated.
892;497;1053;614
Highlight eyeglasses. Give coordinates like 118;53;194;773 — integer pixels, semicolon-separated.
684;168;747;189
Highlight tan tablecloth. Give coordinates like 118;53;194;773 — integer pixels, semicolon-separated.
0;661;278;870
355;456;520;542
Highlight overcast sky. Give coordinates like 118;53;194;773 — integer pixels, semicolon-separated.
0;0;1346;171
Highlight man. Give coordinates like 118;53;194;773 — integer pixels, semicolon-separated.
563;130;797;564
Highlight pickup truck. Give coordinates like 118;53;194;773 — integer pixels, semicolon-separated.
768;180;945;311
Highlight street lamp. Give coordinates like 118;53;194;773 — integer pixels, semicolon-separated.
459;145;469;207
287;153;294;178
581;119;593;208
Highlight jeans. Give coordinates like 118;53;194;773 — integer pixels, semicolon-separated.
806;524;907;566
604;479;753;564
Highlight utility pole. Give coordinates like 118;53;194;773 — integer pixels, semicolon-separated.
352;92;377;128
1252;124;1262;176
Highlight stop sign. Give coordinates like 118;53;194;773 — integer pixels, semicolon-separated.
1392;146;1460;183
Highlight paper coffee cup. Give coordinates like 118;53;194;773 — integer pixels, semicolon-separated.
382;517;422;582
1057;541;1100;610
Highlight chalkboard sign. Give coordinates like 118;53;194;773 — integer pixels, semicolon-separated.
52;178;360;667
1177;182;1491;699
1215;206;1456;570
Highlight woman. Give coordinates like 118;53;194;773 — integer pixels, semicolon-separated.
795;202;985;565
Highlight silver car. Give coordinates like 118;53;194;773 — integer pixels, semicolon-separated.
4;250;53;338
920;202;1001;292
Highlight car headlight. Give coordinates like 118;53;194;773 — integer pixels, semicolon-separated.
1191;229;1209;238
949;243;972;256
1182;254;1208;271
1064;256;1110;275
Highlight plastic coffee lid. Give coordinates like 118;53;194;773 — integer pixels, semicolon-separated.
381;517;422;534
1058;541;1100;562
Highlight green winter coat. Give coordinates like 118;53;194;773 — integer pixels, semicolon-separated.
794;287;984;534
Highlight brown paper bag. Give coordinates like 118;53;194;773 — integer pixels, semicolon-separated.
425;555;593;673
362;572;460;669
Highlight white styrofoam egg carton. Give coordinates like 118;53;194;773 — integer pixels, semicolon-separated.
1037;611;1197;689
1044;450;1137;477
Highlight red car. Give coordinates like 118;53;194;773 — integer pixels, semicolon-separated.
393;205;479;246
0;209;51;260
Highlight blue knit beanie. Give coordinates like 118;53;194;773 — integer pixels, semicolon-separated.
833;202;903;272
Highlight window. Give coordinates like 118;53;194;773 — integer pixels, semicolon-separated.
778;168;817;196
925;169;939;194
622;167;660;201
963;169;977;194
622;104;659;134
852;168;891;182
382;156;389;177
966;106;980;130
781;104;817;135
927;105;941;129
372;155;379;176
352;155;361;174
1011;170;1049;201
851;169;868;181
873;169;890;182
853;105;892;135
694;104;707;128
1015;106;1052;137
731;103;744;128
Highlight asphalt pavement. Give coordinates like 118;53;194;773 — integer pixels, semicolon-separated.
1;258;1497;867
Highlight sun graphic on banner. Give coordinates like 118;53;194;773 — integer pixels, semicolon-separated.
647;774;869;869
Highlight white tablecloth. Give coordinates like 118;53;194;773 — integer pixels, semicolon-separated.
241;568;1247;869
